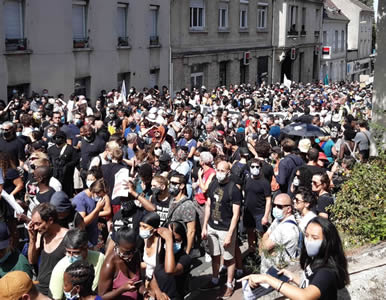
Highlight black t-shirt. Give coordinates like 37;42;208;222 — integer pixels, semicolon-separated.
151;195;170;225
3;168;20;194
316;193;334;216
154;250;192;300
111;206;144;239
101;163;128;202
245;177;271;215
301;266;338;300
0;137;25;165
36;187;56;203
80;136;106;169
207;180;242;231
261;160;274;183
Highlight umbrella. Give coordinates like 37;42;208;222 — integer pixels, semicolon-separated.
281;122;327;137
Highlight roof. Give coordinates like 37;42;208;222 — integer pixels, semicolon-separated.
349;0;374;12
324;0;350;22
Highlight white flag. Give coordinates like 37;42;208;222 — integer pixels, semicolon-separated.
117;80;127;105
284;74;291;91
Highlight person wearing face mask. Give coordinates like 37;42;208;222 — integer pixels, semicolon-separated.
240;217;349;300
0;222;33;278
72;179;107;247
0;121;26;167
165;174;196;255
99;226;144;300
171;146;193;198
48;131;80;197
80;125;106;174
63;261;103;300
243;159;271;254
200;161;241;299
257;123;278;147
260;193;301;273
149;175;171;225
49;229;105;300
312;172;334;219
149;222;192;300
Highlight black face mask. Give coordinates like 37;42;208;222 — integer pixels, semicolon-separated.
2;131;14;141
54;137;66;146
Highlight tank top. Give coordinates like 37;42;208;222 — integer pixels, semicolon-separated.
36;238;66;296
195;167;216;205
112;270;140;300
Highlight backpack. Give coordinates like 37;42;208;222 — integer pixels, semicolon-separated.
230;161;249;187
283;219;303;258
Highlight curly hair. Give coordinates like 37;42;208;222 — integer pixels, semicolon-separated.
65;261;95;297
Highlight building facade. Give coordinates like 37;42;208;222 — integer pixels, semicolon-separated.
271;0;324;84
0;0;170;101
170;0;274;92
331;0;373;81
320;0;349;82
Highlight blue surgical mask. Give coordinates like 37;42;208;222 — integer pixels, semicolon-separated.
304;238;323;257
67;254;82;264
139;229;153;240
173;242;182;254
64;287;79;300
272;206;284;221
0;250;11;264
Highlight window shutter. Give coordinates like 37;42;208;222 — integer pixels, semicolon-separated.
4;0;23;39
117;7;126;37
72;4;85;40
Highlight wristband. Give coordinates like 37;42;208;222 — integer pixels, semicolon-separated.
277;281;285;292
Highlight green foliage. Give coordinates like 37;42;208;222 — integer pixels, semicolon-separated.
329;149;386;247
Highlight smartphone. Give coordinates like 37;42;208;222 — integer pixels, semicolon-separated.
133;280;143;287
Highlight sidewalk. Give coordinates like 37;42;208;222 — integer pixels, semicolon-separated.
186;241;386;300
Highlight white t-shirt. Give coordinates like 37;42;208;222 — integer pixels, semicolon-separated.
299;211;317;233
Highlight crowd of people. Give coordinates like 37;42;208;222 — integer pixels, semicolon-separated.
0;80;375;300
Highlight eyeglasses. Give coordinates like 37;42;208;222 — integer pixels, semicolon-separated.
312;181;322;187
294;197;304;203
273;203;290;209
250;165;260;169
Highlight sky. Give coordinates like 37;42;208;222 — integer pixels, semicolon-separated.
374;0;378;21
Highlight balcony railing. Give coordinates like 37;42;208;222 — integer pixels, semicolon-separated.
73;38;89;49
5;38;27;51
287;24;298;37
118;36;129;47
149;35;159;46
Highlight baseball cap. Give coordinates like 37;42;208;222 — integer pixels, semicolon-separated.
0;271;39;299
0;222;10;250
298;139;312;154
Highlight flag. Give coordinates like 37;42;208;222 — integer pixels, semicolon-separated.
117;80;127;105
284;74;291;91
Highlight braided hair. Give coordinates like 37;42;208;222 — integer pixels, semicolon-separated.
64;261;95;297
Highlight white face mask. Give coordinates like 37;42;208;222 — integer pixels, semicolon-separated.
216;171;227;183
260;129;267;135
272;206;284;221
193;156;200;162
304;238;323;257
293;176;300;187
139;229;153;240
250;166;260;176
154;148;162;156
86;180;95;188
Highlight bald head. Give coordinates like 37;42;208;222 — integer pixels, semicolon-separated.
273;193;293;218
275;193;292;205
217;160;230;172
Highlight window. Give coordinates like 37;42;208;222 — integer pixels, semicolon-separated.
341;30;345;52
149;69;159;88
72;1;88;46
218;5;228;29
334;30;338;52
118;72;131;90
74;77;90;97
4;0;26;50
191;64;204;88
323;31;327;45
240;6;248;29
190;0;204;30
301;7;306;34
219;61;228;86
117;3;128;46
150;5;159;45
315;9;320;28
257;4;267;29
289;6;298;33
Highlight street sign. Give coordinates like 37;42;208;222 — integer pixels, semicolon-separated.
243;51;250;65
322;46;331;59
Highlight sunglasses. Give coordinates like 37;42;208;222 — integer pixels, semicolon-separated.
312;181;321;186
250;165;260;169
273;203;290;209
170;181;181;185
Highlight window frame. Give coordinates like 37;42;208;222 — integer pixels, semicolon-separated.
257;3;268;30
190;0;205;30
117;3;128;39
218;5;229;30
240;5;248;29
150;5;159;42
72;1;88;42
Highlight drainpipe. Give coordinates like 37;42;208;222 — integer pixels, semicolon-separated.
271;0;276;84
